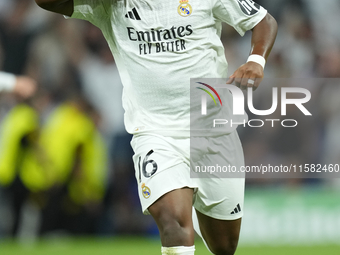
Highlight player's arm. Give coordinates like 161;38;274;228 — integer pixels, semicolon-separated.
0;72;37;98
34;0;74;16
227;13;278;90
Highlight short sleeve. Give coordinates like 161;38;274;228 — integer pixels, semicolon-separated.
212;0;267;36
69;0;109;26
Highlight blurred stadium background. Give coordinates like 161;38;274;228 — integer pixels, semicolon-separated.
0;0;340;254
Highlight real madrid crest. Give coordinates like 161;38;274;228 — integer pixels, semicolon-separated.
178;0;192;17
141;183;151;199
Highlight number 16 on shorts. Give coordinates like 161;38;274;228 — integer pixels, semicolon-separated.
138;150;158;199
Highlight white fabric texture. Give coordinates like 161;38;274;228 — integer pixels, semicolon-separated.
247;54;266;69
0;71;16;92
161;245;195;255
69;0;267;136
131;131;245;219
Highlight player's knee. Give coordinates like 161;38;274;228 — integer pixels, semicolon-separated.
208;238;238;255
152;203;191;231
157;212;194;245
160;213;192;235
148;189;194;245
162;219;192;238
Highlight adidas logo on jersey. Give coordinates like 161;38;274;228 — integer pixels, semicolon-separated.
230;203;241;214
125;7;141;20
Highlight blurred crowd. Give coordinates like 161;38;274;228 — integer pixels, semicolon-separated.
0;0;340;239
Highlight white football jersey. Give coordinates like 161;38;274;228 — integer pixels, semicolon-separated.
70;0;267;136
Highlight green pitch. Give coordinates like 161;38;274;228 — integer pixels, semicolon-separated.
0;237;339;255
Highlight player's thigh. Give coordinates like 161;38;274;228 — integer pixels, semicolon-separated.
148;187;196;247
196;210;241;255
148;185;195;247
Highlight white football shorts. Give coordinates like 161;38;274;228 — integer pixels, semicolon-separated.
130;130;245;220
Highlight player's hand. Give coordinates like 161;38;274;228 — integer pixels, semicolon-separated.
13;76;37;98
226;62;264;91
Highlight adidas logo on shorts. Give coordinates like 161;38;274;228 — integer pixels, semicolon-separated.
230;203;241;214
125;7;141;20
